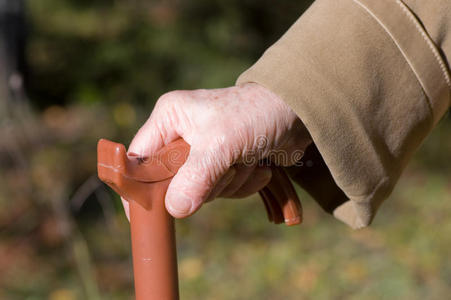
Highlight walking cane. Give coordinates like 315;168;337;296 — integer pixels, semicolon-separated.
97;138;302;300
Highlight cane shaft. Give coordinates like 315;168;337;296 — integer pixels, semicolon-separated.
129;181;179;300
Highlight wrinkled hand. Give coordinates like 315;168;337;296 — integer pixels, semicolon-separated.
122;83;311;219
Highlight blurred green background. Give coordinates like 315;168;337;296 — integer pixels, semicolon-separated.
0;0;450;299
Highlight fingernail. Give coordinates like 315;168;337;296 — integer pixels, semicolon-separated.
127;152;148;163
167;196;192;216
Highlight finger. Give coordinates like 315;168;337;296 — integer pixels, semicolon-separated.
228;166;272;198
121;197;130;221
219;164;255;198
165;145;231;218
205;167;236;202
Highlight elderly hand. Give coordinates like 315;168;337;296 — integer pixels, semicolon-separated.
122;83;311;219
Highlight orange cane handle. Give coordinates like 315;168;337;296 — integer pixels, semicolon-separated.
97;138;302;226
259;166;302;225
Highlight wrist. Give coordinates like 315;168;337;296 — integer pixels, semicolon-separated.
237;82;313;158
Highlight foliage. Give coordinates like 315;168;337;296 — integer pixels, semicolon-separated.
27;0;312;109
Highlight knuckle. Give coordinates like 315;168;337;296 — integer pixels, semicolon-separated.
152;91;186;128
156;90;190;111
156;91;178;108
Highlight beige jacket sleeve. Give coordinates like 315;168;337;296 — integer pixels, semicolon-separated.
237;0;451;229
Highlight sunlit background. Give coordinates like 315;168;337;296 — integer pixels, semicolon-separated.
0;0;450;299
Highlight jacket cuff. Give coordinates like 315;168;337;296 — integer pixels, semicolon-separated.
237;0;450;228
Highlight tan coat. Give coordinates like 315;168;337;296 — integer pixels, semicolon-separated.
237;0;451;229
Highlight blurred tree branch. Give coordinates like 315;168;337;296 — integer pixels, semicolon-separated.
1;2;102;298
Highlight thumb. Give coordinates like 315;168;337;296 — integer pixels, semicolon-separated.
123;93;183;220
128;93;182;157
127;120;164;158
165;145;231;218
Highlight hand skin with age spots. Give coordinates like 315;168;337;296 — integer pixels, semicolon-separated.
122;83;312;220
